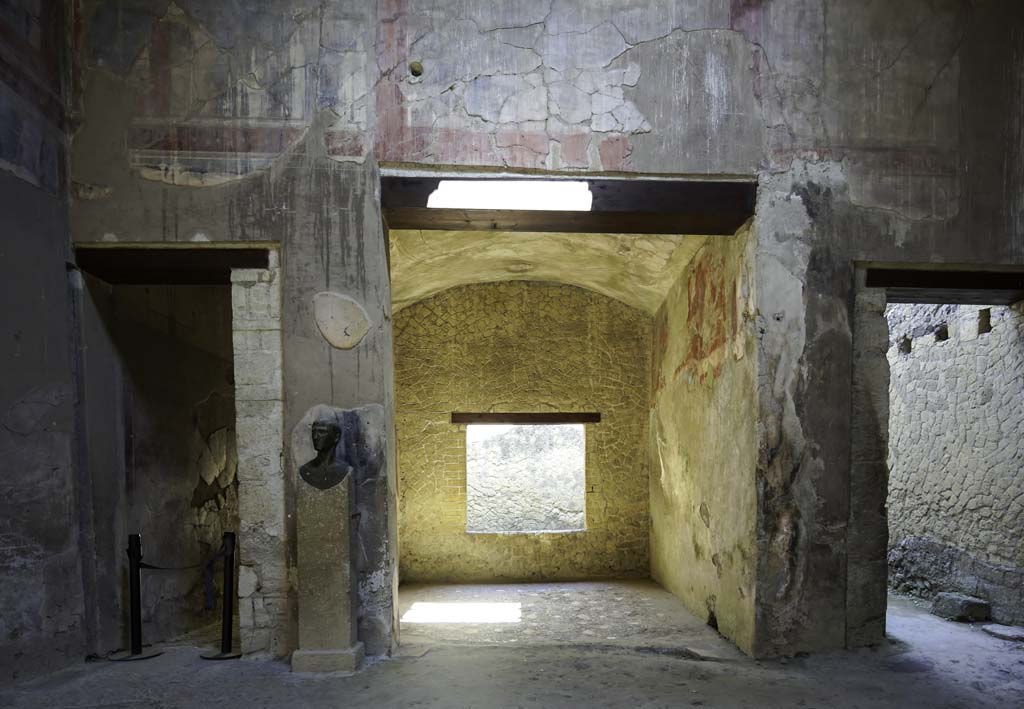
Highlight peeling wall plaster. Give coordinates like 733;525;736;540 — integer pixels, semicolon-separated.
649;225;758;655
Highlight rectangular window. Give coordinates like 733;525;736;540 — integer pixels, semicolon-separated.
465;424;586;533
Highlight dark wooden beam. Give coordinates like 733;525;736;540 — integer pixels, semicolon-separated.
384;207;748;235
866;268;1024;305
75;247;270;285
451;412;601;425
381;176;756;236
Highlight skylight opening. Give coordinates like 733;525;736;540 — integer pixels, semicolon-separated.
426;180;593;211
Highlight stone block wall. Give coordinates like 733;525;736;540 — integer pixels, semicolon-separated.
231;261;289;656
395;282;651;582
886;303;1024;623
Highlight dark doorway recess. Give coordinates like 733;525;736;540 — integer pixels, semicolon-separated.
451;412;602;425
76;247;269;285
380;176;756;235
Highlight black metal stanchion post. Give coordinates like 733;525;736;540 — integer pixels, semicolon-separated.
111;534;162;661
202;531;241;660
128;534;142;655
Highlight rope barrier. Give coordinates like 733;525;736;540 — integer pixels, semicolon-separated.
110;532;239;662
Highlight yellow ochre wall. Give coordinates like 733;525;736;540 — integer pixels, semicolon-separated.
395;281;652;582
649;226;759;654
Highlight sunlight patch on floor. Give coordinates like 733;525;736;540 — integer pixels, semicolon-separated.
401;602;523;624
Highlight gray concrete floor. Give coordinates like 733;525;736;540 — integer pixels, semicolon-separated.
2;583;1022;708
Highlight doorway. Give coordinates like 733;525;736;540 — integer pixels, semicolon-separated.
74;245;276;656
851;265;1024;646
382;174;760;653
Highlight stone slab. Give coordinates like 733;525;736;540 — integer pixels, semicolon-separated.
291;643;364;673
931;592;991;622
296;474;357;651
981;624;1024;642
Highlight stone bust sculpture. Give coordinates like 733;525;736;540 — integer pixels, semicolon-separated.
299;416;353;491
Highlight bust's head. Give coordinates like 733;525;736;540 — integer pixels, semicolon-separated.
310;416;341;452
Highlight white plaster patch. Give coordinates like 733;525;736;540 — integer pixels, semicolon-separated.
238;566;260;598
312;291;372;349
208;427;228;470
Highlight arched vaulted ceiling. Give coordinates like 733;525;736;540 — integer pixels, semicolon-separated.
388;230;709;314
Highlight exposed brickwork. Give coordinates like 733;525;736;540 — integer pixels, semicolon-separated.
395;282;651;582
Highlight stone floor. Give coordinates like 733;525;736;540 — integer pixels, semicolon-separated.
2;583;1022;708
397;580;739;659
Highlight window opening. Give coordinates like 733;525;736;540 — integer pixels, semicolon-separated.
465;424;586;533
978;308;993;335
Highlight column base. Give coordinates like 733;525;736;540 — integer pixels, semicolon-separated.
291;643;364;673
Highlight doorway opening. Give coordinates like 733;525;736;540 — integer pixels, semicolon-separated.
382;173;759;653
854;266;1024;647
74;246;278;656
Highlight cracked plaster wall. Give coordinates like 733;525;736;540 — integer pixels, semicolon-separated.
649;226;758;655
60;0;1024;660
79;280;239;651
886;303;1024;624
395;282;651;582
70;2;399;658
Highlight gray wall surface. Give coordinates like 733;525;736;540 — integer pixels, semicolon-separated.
0;0;76;682
0;170;82;682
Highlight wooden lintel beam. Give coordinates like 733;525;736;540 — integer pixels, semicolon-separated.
384;207;747;235
866;268;1024;305
451;412;601;425
380;176;756;236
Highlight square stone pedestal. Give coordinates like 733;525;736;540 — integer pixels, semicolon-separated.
291;475;362;673
291;644;364;672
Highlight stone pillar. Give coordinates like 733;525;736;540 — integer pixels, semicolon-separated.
291;476;363;672
231;259;290;656
846;279;890;647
